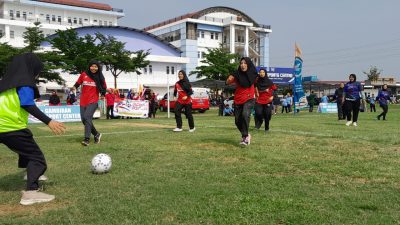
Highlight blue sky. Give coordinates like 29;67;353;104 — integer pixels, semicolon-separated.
92;0;400;81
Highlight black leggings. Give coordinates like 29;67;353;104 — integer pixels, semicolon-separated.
0;129;47;190
378;104;388;120
234;99;255;137
254;103;272;130
345;100;360;122
175;102;194;129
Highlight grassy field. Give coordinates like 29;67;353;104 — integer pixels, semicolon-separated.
1;105;400;225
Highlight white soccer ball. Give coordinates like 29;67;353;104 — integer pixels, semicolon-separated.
91;153;112;174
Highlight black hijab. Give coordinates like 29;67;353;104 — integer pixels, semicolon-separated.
233;57;258;88
86;60;106;96
0;52;43;98
256;68;273;91
177;70;193;95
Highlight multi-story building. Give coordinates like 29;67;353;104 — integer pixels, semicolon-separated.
0;0;124;47
144;6;272;79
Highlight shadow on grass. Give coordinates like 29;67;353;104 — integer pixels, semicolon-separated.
0;172;25;191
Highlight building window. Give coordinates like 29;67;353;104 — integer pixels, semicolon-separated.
93;19;98;23
198;51;201;58
22;12;27;20
73;18;77;24
0;30;3;37
144;67;147;74
201;31;205;38
211;32;214;40
99;20;102;25
68;17;72;23
16;11;20;18
171;66;175;74
9;10;14;18
52;15;56;22
149;65;152;74
58;16;62;23
166;66;170;74
215;33;219;40
84;18;88;21
79;18;82;24
10;30;14;39
109;21;113;26
46;14;50;21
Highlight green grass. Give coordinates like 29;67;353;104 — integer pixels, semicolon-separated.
1;106;400;225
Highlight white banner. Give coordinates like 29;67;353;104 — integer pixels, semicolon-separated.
113;100;149;118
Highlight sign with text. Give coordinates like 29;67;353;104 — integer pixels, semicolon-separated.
257;67;295;84
113;100;149;118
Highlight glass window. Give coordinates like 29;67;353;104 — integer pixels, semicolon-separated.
10;30;14;39
171;66;175;74
52;15;56;22
144;67;147;74
68;17;72;23
22;12;27;19
16;11;20;18
215;33;219;40
149;65;152;74
198;51;201;58
201;31;204;38
99;20;102;25
210;32;214;40
58;16;62;23
73;18;77;24
9;10;14;18
166;66;170;74
79;18;82;24
46;14;50;21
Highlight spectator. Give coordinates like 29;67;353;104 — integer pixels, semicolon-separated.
334;83;345;119
307;91;317;113
272;93;280;115
48;91;60;106
223;104;234;116
105;88;115;119
321;93;329;103
281;96;288;113
286;93;293;112
67;87;77;105
369;94;376;112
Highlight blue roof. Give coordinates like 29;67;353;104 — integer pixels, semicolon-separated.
43;26;182;57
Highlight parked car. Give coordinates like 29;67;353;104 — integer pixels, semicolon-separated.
159;87;210;113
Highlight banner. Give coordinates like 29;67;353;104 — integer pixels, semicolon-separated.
293;43;308;109
28;105;101;123
318;103;338;113
113;100;149;118
257;67;294;84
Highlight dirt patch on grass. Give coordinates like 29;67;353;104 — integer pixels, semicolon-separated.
0;201;70;217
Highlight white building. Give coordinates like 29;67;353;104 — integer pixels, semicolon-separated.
144;6;272;80
0;0;124;47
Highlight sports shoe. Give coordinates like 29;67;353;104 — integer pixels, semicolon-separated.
173;128;183;132
94;133;102;144
23;174;48;181
244;134;251;145
345;121;352;126
81;139;90;146
189;127;196;132
20;190;55;206
353;122;357;127
377;115;381;120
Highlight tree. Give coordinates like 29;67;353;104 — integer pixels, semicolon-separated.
190;44;239;80
23;22;45;53
363;66;382;81
0;43;21;79
96;34;150;89
49;28;102;75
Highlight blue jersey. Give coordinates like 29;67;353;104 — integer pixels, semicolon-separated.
377;90;390;106
344;82;362;101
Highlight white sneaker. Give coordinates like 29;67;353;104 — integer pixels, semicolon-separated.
353;122;357;127
345;121;352;126
24;174;48;181
245;134;251;145
20;190;55;205
189;127;196;132
173;128;183;132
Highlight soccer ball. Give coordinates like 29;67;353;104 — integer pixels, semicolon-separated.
91;153;112;174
